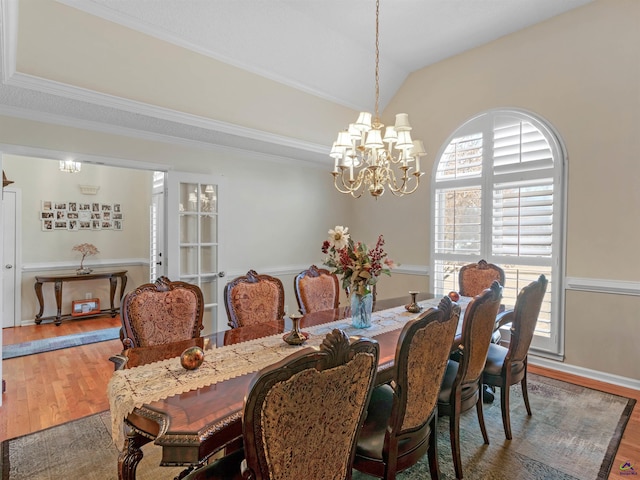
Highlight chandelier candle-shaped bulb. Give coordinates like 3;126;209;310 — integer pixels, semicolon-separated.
329;0;425;198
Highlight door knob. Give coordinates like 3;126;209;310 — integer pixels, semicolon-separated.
5;264;13;269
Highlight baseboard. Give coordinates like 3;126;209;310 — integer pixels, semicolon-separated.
529;355;640;391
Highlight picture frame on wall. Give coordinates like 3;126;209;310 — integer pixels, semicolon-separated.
40;200;124;231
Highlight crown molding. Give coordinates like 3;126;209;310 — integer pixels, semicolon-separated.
7;72;328;157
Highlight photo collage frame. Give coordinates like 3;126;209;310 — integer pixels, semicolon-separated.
40;201;124;231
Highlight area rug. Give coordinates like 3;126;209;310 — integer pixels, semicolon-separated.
0;374;634;480
2;327;120;360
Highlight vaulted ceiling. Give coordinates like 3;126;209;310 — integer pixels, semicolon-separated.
0;0;594;164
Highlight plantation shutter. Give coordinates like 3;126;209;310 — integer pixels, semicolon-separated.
432;109;565;357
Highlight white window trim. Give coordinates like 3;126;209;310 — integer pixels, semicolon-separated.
429;108;567;357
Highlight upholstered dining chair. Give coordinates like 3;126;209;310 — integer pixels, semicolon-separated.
437;281;502;479
182;329;380;480
353;296;460;480
458;260;505;297
119;276;204;349
482;274;548;440
294;264;340;314
224;269;285;329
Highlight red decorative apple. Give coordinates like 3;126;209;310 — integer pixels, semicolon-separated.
448;291;460;302
180;346;205;370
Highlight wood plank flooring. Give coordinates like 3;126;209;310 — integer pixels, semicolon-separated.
0;319;638;480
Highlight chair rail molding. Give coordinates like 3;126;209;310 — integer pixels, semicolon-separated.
565;277;640;296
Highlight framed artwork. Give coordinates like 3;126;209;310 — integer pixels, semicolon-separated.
71;298;100;317
40;200;124;231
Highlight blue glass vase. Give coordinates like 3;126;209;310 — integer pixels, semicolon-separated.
350;291;373;328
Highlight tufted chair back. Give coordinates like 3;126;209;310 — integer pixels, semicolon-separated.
294;265;340;314
458;259;505;297
224;270;285;329
242;329;379;480
120;276;204;349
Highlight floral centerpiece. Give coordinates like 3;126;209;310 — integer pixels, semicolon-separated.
321;226;394;327
72;243;99;275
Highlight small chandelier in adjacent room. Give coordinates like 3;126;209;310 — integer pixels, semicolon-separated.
59;159;81;173
331;0;426;198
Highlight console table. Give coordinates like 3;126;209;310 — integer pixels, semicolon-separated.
34;270;128;326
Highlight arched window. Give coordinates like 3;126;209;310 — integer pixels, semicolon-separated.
431;109;565;356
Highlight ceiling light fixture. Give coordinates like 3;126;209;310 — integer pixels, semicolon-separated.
331;0;425;198
59;159;81;173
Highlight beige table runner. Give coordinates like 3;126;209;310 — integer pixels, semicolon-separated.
108;297;470;449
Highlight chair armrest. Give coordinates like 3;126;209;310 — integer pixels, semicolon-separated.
495;309;514;331
109;354;129;371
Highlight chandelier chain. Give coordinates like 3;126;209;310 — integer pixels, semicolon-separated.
374;0;380;123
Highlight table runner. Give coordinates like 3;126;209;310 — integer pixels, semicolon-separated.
108;297;470;449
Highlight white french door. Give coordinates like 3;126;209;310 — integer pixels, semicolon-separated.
166;172;226;335
2;188;20;328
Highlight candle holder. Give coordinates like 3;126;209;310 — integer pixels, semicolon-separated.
405;291;423;313
283;313;309;345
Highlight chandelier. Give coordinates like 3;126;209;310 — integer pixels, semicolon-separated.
330;0;425;198
59;160;81;173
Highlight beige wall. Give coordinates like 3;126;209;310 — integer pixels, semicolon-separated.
381;0;640;380
0;0;637;382
0;116;351;327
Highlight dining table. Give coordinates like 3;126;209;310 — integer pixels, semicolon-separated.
108;292;472;480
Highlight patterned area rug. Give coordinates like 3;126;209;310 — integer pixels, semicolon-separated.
0;374;634;480
2;327;120;360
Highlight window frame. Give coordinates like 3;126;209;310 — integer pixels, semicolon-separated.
429;108;567;359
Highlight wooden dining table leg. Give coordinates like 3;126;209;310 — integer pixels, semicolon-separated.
118;430;151;480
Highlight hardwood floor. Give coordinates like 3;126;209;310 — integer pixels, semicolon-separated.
0;320;638;480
